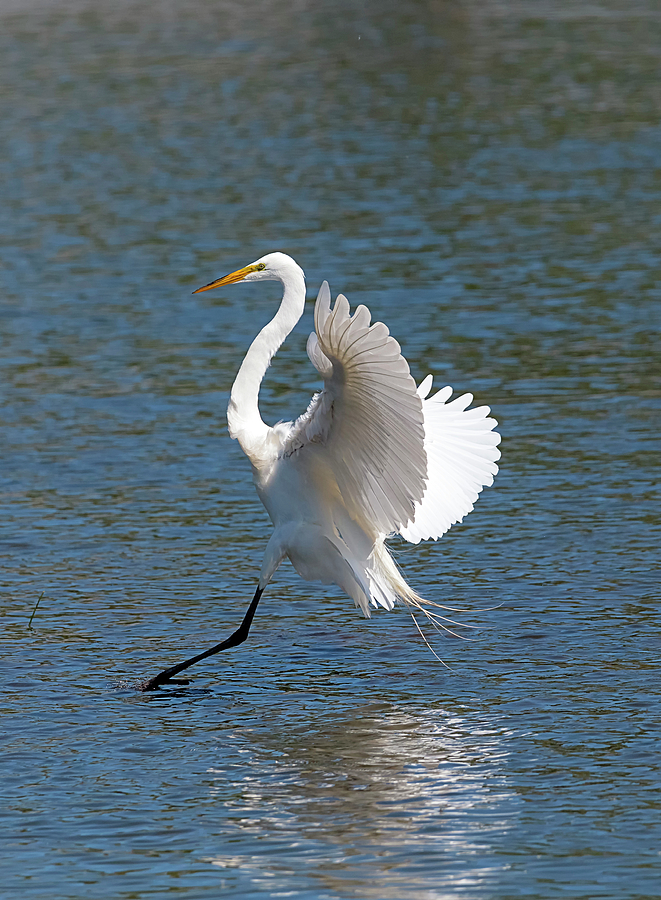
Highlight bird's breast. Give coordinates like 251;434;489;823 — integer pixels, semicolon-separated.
255;453;333;532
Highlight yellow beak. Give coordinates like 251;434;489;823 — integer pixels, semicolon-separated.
192;264;257;294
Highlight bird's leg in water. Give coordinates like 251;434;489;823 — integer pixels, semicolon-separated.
139;586;264;691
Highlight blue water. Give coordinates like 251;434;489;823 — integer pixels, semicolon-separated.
2;1;660;897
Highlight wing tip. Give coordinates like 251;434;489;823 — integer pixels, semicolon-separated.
417;374;433;399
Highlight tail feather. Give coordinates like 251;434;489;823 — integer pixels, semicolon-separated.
369;538;425;611
369;540;475;646
331;510;468;635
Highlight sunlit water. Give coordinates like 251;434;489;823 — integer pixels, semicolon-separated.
1;1;660;897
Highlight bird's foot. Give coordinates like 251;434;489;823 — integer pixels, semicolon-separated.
138;675;191;692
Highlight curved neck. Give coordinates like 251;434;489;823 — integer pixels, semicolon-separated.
228;268;306;466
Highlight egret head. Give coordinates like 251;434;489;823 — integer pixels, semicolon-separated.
193;252;304;293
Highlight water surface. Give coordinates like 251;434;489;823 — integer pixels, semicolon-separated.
1;1;660;897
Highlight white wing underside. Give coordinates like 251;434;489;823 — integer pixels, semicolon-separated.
399;376;501;543
284;283;501;548
285;281;427;539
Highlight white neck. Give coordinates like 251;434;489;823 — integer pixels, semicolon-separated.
227;267;306;467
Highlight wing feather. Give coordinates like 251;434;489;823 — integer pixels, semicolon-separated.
399;380;501;544
287;281;427;537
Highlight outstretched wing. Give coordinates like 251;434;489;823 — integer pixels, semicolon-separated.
284;281;427;537
398;376;501;544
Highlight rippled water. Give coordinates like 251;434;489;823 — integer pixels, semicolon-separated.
2;1;660;897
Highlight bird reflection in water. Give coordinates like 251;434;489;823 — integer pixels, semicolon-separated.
202;703;516;898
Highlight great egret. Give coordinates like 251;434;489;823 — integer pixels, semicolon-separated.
140;253;500;690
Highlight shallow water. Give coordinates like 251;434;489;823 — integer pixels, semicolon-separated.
1;1;660;897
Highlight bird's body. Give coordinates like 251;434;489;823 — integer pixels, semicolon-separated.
219;252;500;618
140;252;500;690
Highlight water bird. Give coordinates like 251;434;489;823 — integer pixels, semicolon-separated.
140;253;500;690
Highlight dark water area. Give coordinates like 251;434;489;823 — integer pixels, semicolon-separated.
1;1;660;897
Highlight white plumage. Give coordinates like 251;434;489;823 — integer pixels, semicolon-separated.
139;251;501;690
399;379;501;544
202;252;500;618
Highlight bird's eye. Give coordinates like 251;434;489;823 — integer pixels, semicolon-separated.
256;263;266;270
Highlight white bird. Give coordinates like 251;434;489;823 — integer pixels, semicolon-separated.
140;252;500;690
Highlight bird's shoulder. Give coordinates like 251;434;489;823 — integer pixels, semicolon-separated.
280;390;333;459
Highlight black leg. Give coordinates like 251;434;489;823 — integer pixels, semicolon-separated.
139;586;264;691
